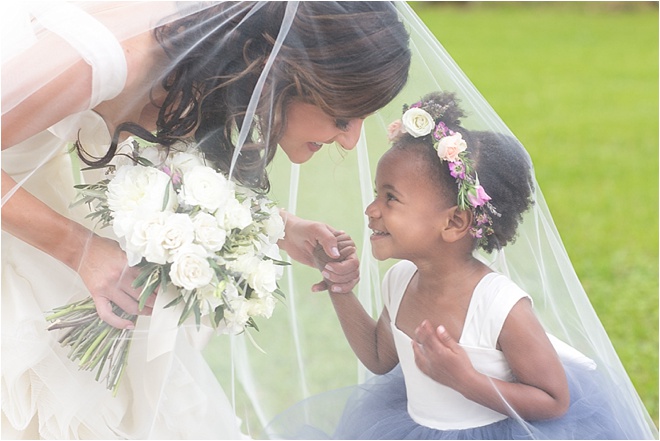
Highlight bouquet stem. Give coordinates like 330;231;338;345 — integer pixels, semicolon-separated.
46;297;137;395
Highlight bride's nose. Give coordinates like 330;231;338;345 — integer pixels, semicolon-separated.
336;119;364;151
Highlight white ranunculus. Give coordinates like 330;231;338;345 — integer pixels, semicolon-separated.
169;152;204;175
126;211;171;265
169;244;214;290
107;165;176;214
247;295;277;319
160;213;196;262
247;260;278;297
224;197;253;230
192;212;227;252
401;107;435;138
179;166;233;212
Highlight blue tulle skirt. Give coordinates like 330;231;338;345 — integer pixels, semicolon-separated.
264;362;651;440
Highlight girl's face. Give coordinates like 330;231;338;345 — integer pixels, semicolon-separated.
278;101;365;164
365;147;452;261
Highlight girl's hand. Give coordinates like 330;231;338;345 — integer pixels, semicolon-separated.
279;212;359;293
311;230;359;293
412;320;474;389
77;234;155;329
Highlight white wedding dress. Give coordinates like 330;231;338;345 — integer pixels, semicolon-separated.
1;5;244;439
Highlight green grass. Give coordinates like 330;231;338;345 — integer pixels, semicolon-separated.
204;2;658;432
409;1;658;424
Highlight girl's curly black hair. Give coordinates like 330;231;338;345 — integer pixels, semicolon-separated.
392;91;535;253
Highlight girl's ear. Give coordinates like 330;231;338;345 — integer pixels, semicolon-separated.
441;206;472;243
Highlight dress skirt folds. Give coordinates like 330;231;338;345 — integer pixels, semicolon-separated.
265;362;648;440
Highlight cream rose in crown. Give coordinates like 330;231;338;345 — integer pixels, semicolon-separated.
46;139;287;394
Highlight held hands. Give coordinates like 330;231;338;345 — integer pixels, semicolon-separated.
311;230;359;293
77;234;155;329
279;212;359;293
412;320;474;389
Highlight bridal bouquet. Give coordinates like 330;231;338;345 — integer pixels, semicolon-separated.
46;139;287;394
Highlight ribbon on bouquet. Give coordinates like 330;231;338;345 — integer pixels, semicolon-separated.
146;285;215;362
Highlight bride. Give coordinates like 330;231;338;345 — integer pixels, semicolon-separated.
1;2;410;438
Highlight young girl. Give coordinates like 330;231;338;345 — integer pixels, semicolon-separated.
307;91;646;439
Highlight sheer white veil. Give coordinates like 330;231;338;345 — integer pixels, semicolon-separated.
224;3;657;439
1;1;656;439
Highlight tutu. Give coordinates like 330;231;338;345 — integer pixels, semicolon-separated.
266;362;647;440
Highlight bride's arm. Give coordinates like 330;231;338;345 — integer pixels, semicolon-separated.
2;172;146;329
2;50;147;329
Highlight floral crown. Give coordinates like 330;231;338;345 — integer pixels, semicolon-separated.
387;98;500;244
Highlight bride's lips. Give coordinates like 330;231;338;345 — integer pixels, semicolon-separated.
307;142;323;153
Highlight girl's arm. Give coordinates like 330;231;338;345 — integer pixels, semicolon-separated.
413;298;570;421
329;294;398;375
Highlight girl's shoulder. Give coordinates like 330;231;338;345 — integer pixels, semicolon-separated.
381;260;417;312
461;273;532;348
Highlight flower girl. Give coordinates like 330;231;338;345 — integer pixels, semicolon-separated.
266;91;653;439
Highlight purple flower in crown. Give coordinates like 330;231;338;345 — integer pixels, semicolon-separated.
449;160;466;180
410;101;422;109
475;212;490;226
467;185;491;207
433;121;451;141
472;227;484;239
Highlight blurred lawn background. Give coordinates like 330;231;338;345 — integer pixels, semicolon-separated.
407;1;658;422
205;1;658;430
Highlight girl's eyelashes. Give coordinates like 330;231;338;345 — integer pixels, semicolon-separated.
386;192;398;202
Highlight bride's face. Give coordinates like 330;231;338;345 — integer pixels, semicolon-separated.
278;102;365;164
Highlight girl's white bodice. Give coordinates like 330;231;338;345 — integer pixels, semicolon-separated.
383;260;530;430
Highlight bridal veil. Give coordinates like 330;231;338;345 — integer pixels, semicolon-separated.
2;1;656;439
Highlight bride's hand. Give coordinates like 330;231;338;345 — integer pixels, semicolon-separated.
77;234;155;329
311;230;359;293
278;212;359;293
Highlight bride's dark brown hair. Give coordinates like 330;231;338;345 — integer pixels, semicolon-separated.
80;2;410;191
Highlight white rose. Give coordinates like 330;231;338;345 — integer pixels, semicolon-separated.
160;213;196;262
225;248;259;275
179;166;233;212
197;284;223;315
169;244;214;290
246;295;277;319
169;152;204;175
247;260;278;297
401;107;435;138
192;212;227;252
436;132;467;162
127;211;170;265
263;206;285;243
224;197;253;230
107;165;176;214
221;297;250;335
140;145;167;166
